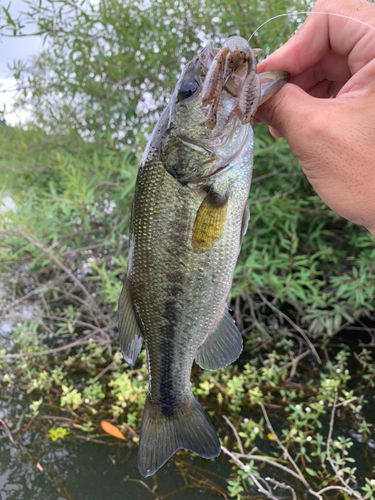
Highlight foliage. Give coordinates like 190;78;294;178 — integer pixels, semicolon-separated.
48;427;70;441
0;0;374;498
0;0;310;147
1;121;374;498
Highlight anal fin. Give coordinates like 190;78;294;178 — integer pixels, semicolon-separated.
118;278;143;367
195;305;243;370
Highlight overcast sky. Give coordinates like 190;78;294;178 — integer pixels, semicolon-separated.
0;0;101;124
0;0;43;74
0;0;43;123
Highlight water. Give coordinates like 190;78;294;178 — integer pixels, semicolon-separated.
0;397;231;500
3;379;375;500
0;380;231;499
1;296;375;499
0;309;231;500
0;438;229;500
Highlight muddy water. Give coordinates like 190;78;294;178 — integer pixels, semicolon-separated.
1;303;375;499
0;392;231;500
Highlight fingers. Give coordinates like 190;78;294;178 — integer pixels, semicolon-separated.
262;79;342;140
259;51;350;100
254;83;322;154
256;17;329;78
268;126;284;139
306;80;346;98
254;0;375;235
257;0;375;78
289;51;351;93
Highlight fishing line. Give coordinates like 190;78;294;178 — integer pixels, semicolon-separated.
248;10;375;43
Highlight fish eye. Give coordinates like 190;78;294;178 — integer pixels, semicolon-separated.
177;78;199;101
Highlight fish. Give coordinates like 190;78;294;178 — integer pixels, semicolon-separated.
118;36;288;478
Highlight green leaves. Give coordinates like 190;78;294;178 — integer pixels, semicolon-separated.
362;477;375;500
2;0;311;147
232;126;375;340
48;427;70;441
0;2;374;495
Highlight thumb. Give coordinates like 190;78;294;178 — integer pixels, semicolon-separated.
255;83;321;155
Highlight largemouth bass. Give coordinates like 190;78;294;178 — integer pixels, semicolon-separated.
118;36;288;477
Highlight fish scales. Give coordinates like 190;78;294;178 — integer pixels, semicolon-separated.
129;148;252;406
118;35;289;477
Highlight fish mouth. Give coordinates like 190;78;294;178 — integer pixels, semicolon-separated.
177;107;241;155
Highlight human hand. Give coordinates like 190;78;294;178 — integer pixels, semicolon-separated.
255;0;375;235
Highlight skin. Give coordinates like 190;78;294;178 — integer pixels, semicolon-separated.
255;0;375;235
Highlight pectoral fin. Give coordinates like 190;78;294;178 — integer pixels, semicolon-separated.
118;278;143;367
240;202;250;245
195;305;243;370
192;189;228;252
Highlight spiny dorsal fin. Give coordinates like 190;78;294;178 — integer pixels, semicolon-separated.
192;189;228;252
118;278;143;367
195;305;242;371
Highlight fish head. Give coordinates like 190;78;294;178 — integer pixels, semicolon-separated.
153;40;253;186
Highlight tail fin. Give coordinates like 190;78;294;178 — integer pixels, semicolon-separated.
138;392;221;477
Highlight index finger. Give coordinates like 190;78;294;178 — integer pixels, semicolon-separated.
257;0;375;78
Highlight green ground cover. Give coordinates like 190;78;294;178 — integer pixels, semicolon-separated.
1;1;375;498
1;121;374;499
